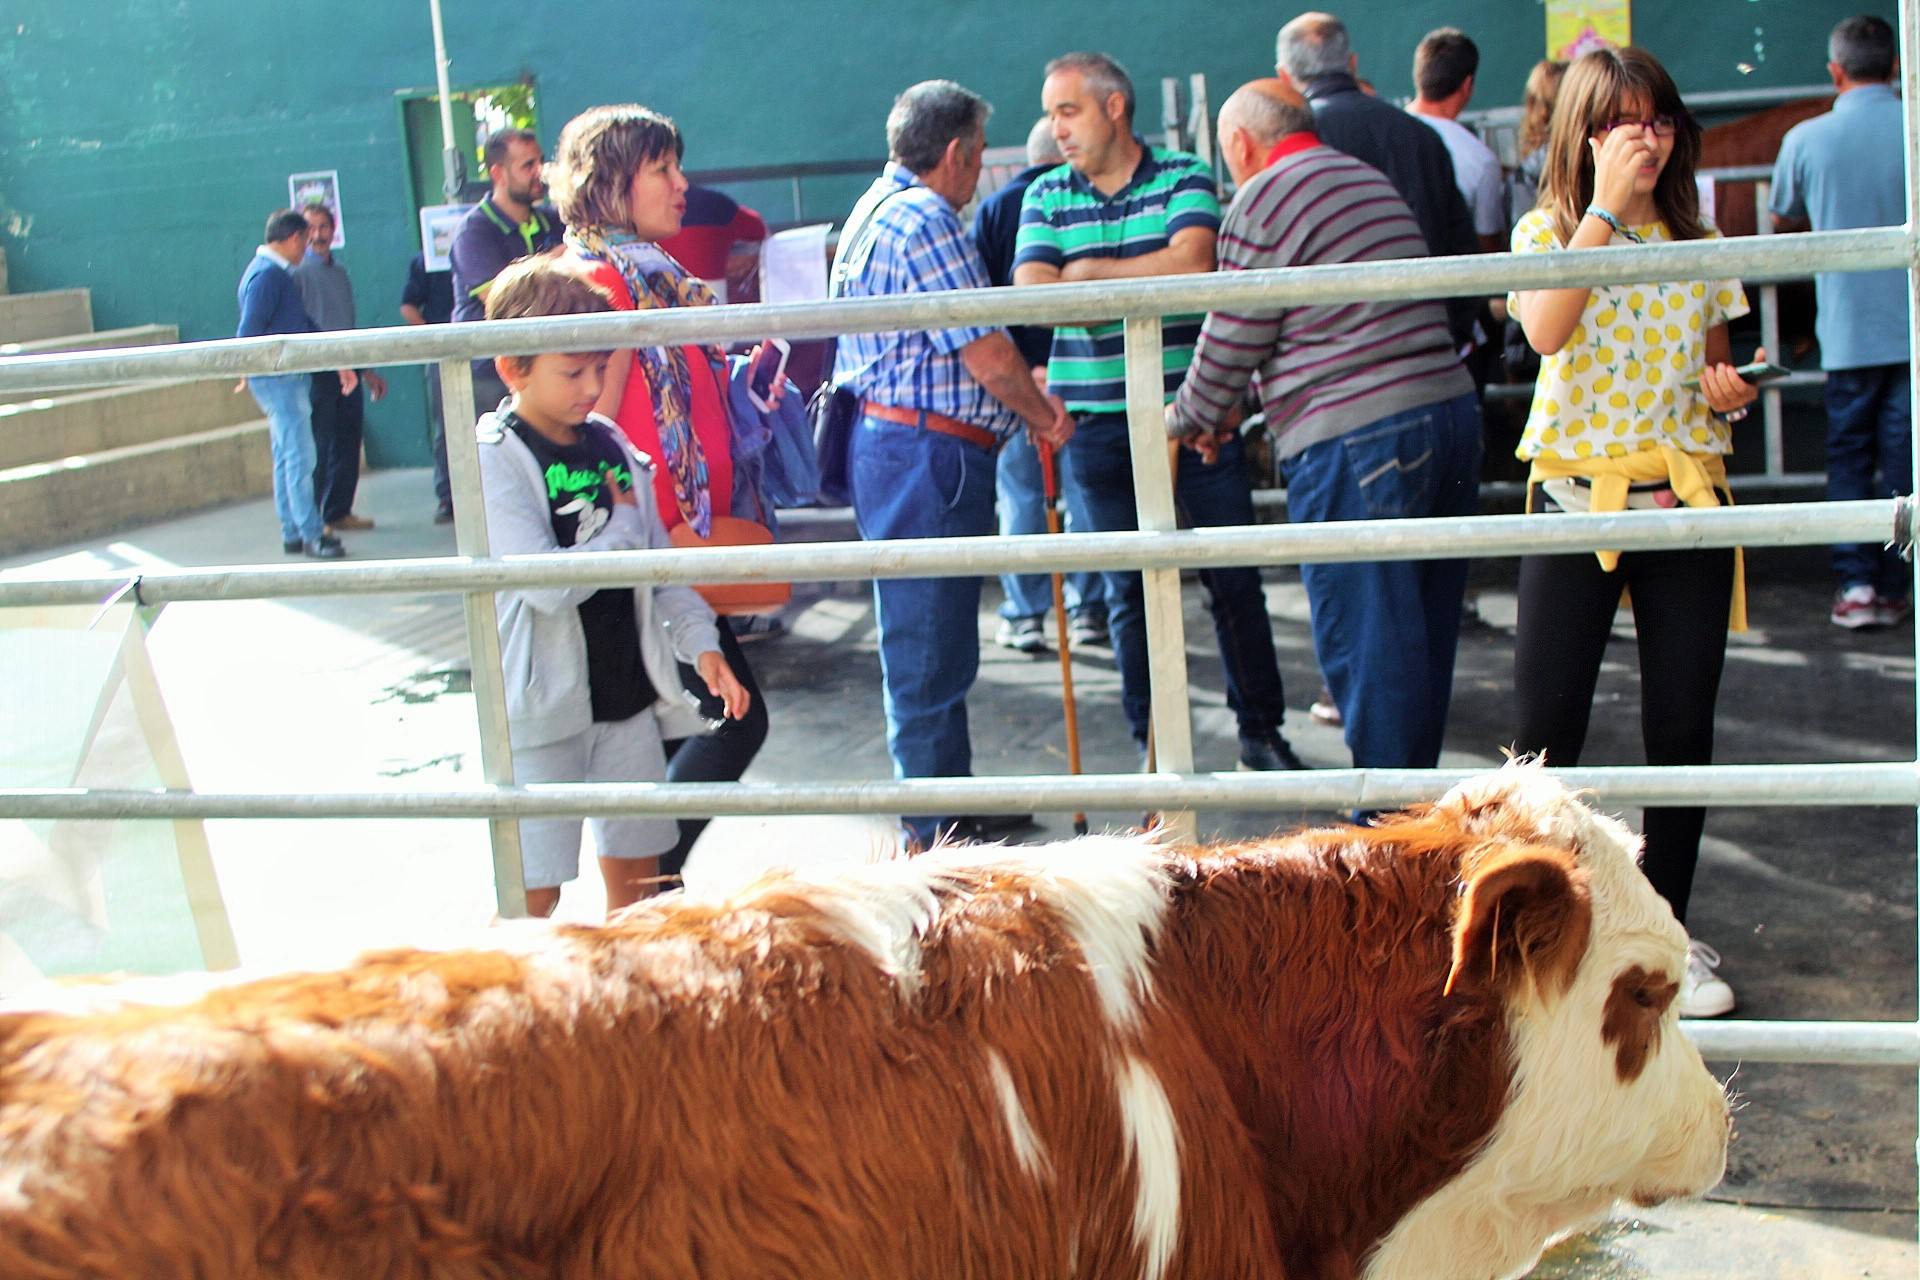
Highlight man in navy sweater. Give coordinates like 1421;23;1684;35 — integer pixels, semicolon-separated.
237;208;351;559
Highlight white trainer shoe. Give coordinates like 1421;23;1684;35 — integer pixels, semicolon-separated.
1679;939;1736;1018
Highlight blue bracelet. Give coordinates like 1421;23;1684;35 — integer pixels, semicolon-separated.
1584;204;1642;243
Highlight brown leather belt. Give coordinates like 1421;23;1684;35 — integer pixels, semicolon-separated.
860;400;1000;451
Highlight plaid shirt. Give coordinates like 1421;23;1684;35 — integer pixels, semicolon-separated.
831;165;1020;436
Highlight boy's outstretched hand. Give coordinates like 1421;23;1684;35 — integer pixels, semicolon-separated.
695;650;752;721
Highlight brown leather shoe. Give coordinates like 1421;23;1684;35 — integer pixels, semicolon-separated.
329;513;375;531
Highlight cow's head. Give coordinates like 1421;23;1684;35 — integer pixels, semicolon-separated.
1366;762;1730;1280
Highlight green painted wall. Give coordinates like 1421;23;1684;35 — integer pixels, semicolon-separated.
0;1;1890;466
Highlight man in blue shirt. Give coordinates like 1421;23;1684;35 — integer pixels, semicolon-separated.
832;79;1071;850
235;208;350;559
1771;14;1912;628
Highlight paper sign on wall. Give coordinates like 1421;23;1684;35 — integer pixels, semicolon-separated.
1547;0;1630;61
288;170;345;248
419;203;473;272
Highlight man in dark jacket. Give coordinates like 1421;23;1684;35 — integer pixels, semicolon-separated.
1276;12;1479;350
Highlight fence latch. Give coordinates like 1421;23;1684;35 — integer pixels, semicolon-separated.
1896;495;1918;564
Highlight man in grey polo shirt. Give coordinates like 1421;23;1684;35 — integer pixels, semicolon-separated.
293;204;387;535
1771;14;1912;629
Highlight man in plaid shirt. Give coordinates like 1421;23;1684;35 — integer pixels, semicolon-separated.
832;79;1071;851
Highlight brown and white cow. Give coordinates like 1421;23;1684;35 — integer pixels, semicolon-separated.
0;765;1726;1279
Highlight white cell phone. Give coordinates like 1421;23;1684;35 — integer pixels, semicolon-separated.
747;338;791;412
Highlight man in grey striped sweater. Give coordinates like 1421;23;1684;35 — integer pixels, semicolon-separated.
1166;78;1481;774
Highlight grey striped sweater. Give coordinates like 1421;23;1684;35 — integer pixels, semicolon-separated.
1167;141;1473;461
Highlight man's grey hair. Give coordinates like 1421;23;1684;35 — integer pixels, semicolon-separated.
1044;51;1135;122
1026;115;1063;166
888;80;992;175
1830;15;1895;82
1220;86;1315;148
1277;12;1353;82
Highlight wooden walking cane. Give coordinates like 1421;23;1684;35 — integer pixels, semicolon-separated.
1039;441;1088;836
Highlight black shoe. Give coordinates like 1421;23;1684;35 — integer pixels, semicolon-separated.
304;535;346;560
282;538;305;554
944;813;1038;842
433;504;455;524
1237;731;1307;772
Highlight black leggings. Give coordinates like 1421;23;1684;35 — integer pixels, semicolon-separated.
1513;541;1735;924
659;618;770;878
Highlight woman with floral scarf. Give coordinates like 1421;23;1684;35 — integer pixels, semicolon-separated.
550;103;773;888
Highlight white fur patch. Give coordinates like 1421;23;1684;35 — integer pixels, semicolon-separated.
986;1049;1049;1179
722;833;1172;1019
1116;1053;1182;1280
1008;834;1171;1031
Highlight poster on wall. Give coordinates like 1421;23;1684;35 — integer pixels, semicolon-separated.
1547;0;1630;61
288;170;345;248
418;203;473;272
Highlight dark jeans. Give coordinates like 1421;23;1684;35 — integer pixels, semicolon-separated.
309;373;365;524
1280;392;1482;768
1513;531;1735;924
658;619;769;879
850;412;997;846
1060;415;1286;747
1825;363;1911;596
426;365;451;510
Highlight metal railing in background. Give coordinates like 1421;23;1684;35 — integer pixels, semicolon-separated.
0;153;1915;1095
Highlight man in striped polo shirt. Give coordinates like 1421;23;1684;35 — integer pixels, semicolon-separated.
1013;51;1302;773
1168;79;1480;774
833;79;1072;851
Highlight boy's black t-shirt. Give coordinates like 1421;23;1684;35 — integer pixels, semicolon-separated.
505;414;655;722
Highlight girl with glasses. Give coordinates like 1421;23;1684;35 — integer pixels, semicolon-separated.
1508;45;1763;1018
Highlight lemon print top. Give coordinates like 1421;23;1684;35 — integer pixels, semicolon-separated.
1508;209;1750;461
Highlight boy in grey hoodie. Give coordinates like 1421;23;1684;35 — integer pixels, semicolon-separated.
477;258;748;917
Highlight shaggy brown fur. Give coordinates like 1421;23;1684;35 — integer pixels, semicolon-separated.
0;798;1599;1280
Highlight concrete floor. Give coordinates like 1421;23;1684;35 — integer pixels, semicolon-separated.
1;466;1915;1276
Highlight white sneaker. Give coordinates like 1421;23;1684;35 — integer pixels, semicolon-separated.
1679;940;1736;1018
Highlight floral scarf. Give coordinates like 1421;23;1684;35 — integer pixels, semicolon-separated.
565;225;723;536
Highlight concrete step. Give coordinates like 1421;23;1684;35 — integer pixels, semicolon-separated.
0;418;271;557
0;288;91;344
0;377;261;470
1;323;179;358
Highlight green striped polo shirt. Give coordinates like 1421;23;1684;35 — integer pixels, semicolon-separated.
1013;145;1220;415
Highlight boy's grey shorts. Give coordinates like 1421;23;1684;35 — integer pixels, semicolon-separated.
512;712;679;890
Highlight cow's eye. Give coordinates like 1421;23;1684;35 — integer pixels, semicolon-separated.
1632;986;1657;1009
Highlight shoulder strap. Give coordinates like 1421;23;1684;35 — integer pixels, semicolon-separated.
829;183;916;299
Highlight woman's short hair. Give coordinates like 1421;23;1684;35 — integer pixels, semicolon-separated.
887;80;990;175
549;104;684;229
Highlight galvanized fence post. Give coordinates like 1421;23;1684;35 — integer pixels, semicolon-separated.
438;357;527;919
1124;316;1197;841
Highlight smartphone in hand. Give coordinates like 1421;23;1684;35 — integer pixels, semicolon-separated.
747;339;791;412
1682;360;1792;390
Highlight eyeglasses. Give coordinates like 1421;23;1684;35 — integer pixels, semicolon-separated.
1595;114;1680;137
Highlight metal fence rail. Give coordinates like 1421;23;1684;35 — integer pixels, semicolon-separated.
3;92;1919;1114
0;228;1905;391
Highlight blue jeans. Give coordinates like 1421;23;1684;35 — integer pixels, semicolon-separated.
1280;392;1482;769
1061;414;1286;746
247;373;321;544
996;430;1104;621
1825;363;1911;596
851;413;997;845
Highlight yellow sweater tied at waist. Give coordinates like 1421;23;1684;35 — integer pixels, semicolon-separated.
1527;445;1746;631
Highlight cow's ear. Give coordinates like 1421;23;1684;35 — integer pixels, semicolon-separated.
1445;845;1592;999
